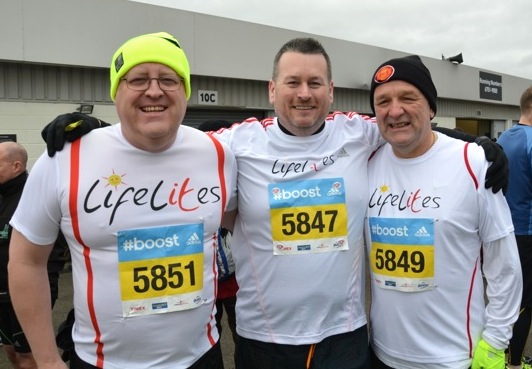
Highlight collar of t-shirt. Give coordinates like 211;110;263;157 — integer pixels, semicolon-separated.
278;120;326;136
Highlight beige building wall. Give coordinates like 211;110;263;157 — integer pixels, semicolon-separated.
0;102;118;169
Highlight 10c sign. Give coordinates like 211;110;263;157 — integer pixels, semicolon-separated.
198;90;218;105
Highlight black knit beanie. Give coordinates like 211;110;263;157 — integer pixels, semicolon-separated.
370;55;437;115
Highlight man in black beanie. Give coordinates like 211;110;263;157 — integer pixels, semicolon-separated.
370;55;437;117
365;55;522;369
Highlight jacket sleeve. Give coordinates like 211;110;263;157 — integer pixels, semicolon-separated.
480;233;522;349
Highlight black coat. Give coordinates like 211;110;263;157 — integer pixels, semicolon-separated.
0;171;67;303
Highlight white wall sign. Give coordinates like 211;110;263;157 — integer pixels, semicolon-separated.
198;90;218;105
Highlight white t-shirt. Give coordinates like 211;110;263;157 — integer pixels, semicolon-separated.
11;124;237;369
215;111;384;344
365;133;521;369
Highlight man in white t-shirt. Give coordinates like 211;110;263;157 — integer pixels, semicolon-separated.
365;54;522;369
8;32;237;369
217;39;382;369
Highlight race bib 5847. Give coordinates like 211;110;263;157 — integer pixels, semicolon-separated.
268;178;349;255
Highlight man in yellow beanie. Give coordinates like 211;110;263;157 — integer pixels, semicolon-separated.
8;32;237;369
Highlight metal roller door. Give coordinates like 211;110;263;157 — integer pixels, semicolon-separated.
182;109;266;128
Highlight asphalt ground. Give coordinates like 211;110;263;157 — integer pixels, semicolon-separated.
0;267;529;368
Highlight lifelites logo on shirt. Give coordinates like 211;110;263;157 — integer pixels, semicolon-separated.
82;169;223;226
368;184;441;216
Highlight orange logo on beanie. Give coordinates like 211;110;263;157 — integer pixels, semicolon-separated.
374;65;395;83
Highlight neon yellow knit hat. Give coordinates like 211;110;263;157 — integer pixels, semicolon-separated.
110;32;191;101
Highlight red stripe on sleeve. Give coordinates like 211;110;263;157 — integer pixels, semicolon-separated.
463;143;479;190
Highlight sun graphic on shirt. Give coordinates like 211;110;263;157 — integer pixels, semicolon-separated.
103;170;127;190
379;184;390;193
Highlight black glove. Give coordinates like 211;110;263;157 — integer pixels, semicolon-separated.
41;112;110;157
475;136;508;194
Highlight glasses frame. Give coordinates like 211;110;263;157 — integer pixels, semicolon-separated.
120;76;184;92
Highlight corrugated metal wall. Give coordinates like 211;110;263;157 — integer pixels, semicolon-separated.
436;99;518;121
0;62;110;103
0;61;520;121
183;109;265;128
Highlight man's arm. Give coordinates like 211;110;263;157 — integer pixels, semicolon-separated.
471;233;521;368
480;233;522;349
41;112;110;157
8;229;68;369
221;209;237;232
434;127;508;194
432;126;476;141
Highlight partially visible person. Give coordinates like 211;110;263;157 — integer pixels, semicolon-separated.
8;31;236;369
214;228;238;343
0;141;67;369
497;86;532;369
197;120;238;351
365;54;522;369
37;38;509;369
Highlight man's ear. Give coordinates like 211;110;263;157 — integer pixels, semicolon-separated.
268;80;276;105
13;160;23;174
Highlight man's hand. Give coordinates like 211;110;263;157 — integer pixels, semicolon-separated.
475;136;508;194
41;113;110;157
471;339;506;369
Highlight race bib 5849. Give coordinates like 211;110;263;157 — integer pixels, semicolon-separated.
369;217;435;292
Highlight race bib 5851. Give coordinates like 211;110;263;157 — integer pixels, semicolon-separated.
117;224;204;317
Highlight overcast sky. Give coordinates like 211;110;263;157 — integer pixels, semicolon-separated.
130;0;532;80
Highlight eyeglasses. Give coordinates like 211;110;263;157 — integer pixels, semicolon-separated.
120;76;184;92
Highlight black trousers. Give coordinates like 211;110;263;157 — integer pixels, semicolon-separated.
235;325;370;369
